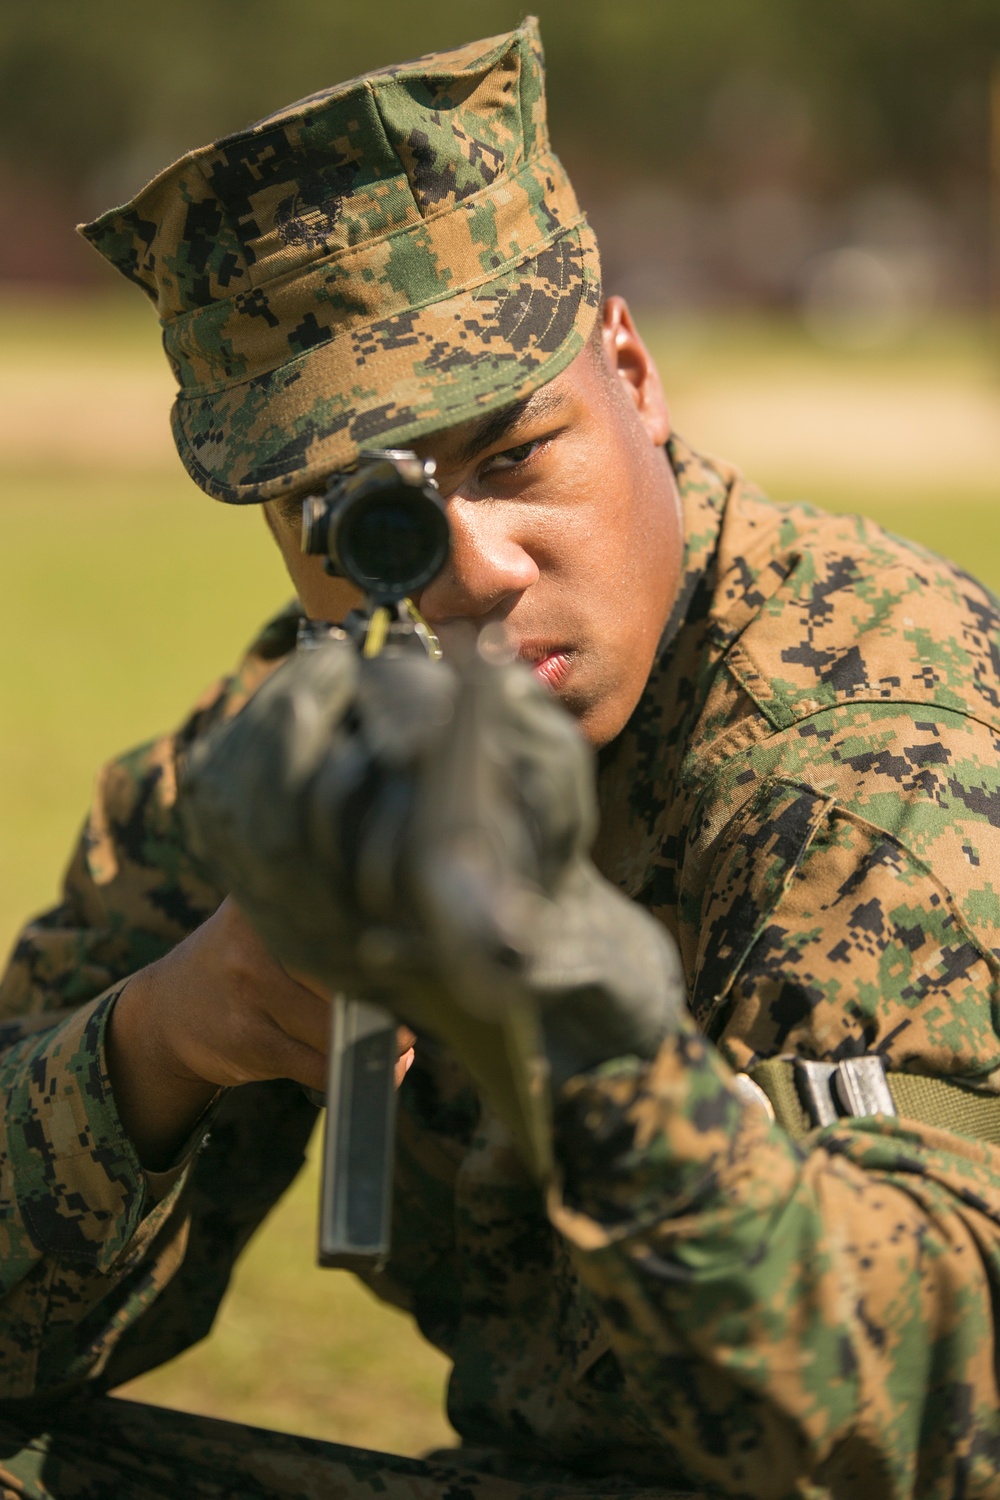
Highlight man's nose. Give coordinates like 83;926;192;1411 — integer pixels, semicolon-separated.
417;500;539;622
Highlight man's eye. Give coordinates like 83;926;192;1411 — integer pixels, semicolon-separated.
483;440;539;474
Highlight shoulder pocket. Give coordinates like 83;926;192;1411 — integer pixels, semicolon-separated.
695;790;1000;1078
691;779;832;1030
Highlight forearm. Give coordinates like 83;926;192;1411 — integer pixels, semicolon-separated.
550;1022;1000;1498
105;968;220;1171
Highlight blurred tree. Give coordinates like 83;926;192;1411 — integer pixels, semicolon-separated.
1;0;998;294
2;0;998;195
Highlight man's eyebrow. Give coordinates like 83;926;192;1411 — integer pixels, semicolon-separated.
454;385;570;469
281;386;571;516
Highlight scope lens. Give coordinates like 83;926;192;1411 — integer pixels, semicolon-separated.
339;487;449;596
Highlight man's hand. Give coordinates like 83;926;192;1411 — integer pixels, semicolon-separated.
106;897;413;1171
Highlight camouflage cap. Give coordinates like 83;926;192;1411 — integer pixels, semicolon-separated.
80;18;601;505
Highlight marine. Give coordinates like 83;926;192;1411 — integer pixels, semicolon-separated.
1;18;1000;1499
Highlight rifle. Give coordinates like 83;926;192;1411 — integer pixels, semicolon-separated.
296;448;448;1271
181;447;556;1267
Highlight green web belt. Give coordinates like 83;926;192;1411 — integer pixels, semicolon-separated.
750;1055;1000;1145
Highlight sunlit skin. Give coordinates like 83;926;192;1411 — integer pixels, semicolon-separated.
105;297;683;1169
265;297;683;749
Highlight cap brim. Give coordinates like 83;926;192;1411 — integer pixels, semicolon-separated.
172;224;600;505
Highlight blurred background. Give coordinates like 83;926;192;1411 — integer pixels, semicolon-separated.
2;0;999;1460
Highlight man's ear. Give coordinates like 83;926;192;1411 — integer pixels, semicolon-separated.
599;295;671;447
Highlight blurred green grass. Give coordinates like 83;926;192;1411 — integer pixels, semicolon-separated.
0;471;288;939
0;292;998;1453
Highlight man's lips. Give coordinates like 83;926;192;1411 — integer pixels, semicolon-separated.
518;647;573;691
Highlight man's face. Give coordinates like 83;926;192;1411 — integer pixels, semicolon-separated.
266;297;683;748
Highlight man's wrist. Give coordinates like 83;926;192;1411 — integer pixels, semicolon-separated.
106;968;220;1172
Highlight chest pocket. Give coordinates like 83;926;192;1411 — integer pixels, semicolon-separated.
689;778;832;1033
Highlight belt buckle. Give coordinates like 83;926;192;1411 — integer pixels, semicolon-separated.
794;1055;896;1128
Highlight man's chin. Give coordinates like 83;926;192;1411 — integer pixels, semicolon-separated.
542;677;621;750
558;666;640;750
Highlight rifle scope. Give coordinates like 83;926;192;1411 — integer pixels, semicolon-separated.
301;449;449;603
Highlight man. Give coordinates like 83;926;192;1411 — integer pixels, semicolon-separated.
1;18;999;1499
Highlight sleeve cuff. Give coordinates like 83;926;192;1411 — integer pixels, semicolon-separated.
547;1020;793;1246
4;988;179;1269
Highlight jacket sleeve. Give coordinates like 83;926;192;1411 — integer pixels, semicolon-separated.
548;707;1000;1499
0;606;305;1400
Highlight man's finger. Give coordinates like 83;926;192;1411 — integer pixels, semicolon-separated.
260;980;332;1058
255;1024;327;1094
283;963;334;1002
397;1025;417;1056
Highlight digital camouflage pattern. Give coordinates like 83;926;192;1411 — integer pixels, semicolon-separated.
79;19;601;506
1;439;1000;1497
0;1396;697;1500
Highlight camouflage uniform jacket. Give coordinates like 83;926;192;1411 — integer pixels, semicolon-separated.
2;437;1000;1498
